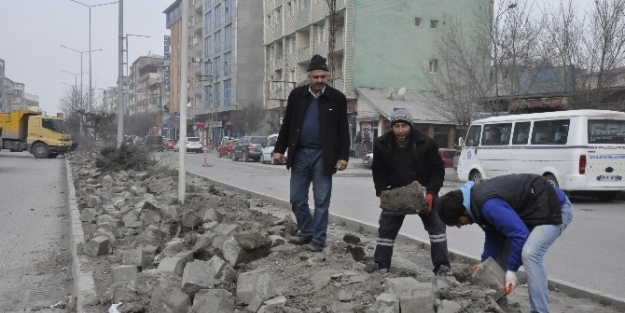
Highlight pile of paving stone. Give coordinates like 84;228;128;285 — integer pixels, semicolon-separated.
69;151;508;313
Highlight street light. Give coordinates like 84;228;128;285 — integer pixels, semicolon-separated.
124;33;151;77
61;69;89;91
61;45;101;95
492;2;517;106
68;0;118;117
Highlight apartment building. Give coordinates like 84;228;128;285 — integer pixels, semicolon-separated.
264;0;491;149
0;59;5;111
127;55;166;115
200;0;264;142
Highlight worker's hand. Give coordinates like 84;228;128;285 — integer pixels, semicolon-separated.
425;193;434;213
504;270;518;295
335;159;348;171
273;153;286;164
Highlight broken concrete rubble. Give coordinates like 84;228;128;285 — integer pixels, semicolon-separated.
67;151;622;313
83;236;109;257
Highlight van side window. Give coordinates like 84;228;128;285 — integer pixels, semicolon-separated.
531;119;569;145
481;123;512;145
465;125;482;147
512;122;531;145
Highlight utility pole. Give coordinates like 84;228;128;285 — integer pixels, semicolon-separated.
325;0;337;86
179;0;190;204
117;0;124;147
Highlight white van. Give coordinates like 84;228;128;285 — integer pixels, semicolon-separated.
260;133;288;164
458;110;625;201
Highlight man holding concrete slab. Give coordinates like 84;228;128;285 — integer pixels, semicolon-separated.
436;173;574;313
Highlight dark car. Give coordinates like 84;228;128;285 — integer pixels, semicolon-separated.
231;136;267;162
217;139;238;157
439;148;460;168
145;135;164;151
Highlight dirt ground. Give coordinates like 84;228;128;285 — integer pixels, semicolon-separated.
68;150;624;313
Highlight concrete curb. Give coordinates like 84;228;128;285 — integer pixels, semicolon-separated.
65;157;97;313
189;172;625;312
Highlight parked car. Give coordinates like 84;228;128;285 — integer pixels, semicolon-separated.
165;139;177;150
439;148;460;168
231;136;267;162
145;135;164;151
363;152;373;168
217;139;238;158
174;137;203;153
260;134;288;164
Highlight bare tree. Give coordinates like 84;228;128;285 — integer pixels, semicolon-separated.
59;86;101;140
546;0;625;110
232;103;267;135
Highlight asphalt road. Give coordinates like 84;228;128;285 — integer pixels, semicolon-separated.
166;151;625;300
0;151;72;311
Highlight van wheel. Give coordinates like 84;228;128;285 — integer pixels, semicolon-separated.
596;191;617;202
469;170;483;183
544;174;559;187
230;152;238;161
32;142;49;159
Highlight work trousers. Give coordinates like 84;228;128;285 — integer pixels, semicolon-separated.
373;207;450;273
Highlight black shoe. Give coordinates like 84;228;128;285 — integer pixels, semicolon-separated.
435;265;451;277
287;235;313;245
302;242;324;252
365;263;390;274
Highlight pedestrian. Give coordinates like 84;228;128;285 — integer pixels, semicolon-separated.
435;173;573;313
353;131;362;158
273;54;350;252
366;109;451;276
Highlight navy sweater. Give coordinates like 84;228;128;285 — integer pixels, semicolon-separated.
299;96;321;149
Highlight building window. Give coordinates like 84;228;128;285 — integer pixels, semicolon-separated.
215;4;221;28
428;60;439;73
415;17;422;27
223;52;231;76
214;82;220;107
224;79;231;106
224;0;231;21
430;20;439;29
214;30;221;53
317;24;324;43
204;0;211;11
224;24;232;48
214;56;221;78
205;12;211;32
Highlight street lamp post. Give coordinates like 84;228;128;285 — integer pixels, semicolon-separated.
68;0;117;118
60;45;101;97
492;2;517;108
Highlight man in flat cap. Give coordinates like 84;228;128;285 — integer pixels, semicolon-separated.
273;54;350;252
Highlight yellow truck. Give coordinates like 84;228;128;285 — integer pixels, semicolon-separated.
0;108;72;158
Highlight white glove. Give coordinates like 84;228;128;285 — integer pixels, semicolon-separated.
504;270;518;295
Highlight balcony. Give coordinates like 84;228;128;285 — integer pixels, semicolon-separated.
314;41;326;55
276;55;284;69
335;32;344;51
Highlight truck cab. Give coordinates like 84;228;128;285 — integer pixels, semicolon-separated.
0;109;72;158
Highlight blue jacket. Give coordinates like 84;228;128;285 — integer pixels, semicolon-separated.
459;181;567;271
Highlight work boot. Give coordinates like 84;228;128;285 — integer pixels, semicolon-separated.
435;265;451;277
365;263;390;274
286;235;312;245
302;242;324;252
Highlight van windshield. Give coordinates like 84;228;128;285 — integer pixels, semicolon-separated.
588;120;625;144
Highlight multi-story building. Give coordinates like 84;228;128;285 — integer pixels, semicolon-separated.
128;55;165;115
24;93;39;108
164;0;183;116
199;0;264;143
0;58;5;111
188;0;204;123
2;78;26;111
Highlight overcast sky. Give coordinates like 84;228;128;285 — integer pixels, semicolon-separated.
0;0;593;114
0;0;171;114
